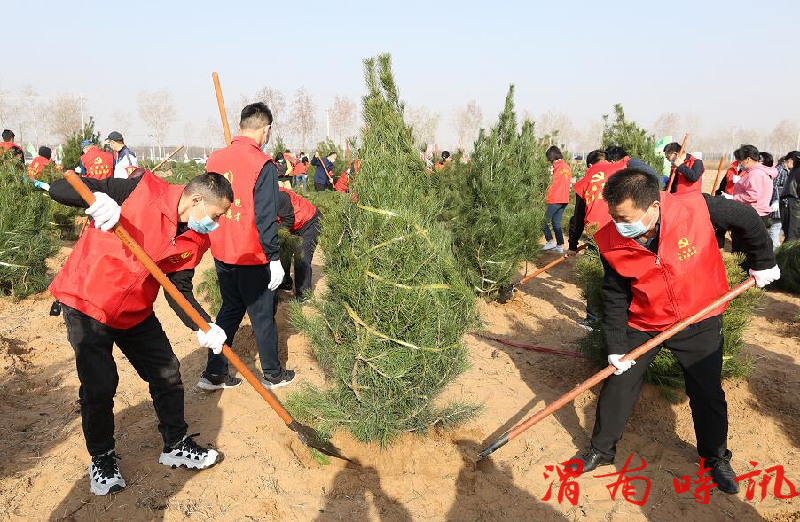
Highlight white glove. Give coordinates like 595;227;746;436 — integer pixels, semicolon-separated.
749;265;780;288
268;259;285;292
33;180;50;191
732;175;741;183
608;354;636;376
197;323;227;354
85;192;121;232
75;166;84;174
722;192;734;199
771;200;779;212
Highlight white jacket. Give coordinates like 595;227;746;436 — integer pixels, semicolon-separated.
113;147;138;178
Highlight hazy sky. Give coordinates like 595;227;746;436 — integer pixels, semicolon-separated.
4;0;798;151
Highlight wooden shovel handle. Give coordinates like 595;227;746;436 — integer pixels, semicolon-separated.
152;145;184;172
665;133;690;193
63;171;293;425
212;72;232;146
519;244;588;285
710;156;727;195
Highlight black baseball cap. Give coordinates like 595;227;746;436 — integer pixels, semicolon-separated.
106;131;124;142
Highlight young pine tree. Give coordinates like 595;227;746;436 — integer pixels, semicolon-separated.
601;104;661;171
286;54;478;445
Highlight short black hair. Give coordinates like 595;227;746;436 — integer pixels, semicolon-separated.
327;151;337;157
759;151;774;167
240;102;273;129
285;149;291;153
739;144;759;162
186;172;234;204
275;152;285;161
603;168;660;211
605;145;628;162
545;145;563;162
586;149;606;167
2;129;14;141
733;147;743;161
39;146;52;160
663;142;682;155
441;150;451;160
301;156;309;164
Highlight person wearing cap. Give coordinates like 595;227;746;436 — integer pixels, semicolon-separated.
79;140;115;179
28;146;54;179
106;131;138;178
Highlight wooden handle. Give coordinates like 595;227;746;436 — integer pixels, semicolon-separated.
519;244;588;285
505;277;755;442
63;171;293;425
152;145;185;172
710;156;727;195
212;72;232;146
665;133;691;193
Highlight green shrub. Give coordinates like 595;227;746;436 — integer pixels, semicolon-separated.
773;240;800;294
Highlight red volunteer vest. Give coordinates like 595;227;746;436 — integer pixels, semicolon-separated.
723;161;739;195
278;187;318;232
594;192;729;332
50;173;211;329
294;161;308;175
334;171;349;192
545;159;572;204
572;158;630;228
81;146;114;179
207;136;274;265
671;154;704;194
27;156;51;179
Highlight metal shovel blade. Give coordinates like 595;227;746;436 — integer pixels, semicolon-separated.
288;420;356;464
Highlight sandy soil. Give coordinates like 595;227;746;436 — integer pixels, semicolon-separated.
0;197;798;521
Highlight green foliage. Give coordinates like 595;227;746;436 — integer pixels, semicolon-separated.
577;250;760;399
286;53;479;445
62;118;101;170
197;268;222;316
601;104;661;172
0;156;59;298
440;86;550;298
773;240;800;294
160;161;206;185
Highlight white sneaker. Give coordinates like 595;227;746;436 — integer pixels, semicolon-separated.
542;241;557;251
555;246;564;253
89;450;126;496
159;435;219;470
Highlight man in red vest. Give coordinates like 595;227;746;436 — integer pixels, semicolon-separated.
566;168;779;495
276;187;321;300
27;146;53;179
79;140;115;179
1;129;24;163
664;142;704;194
47;171;233;496
199;102;293;392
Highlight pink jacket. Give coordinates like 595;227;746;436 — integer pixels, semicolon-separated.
733;164;777;216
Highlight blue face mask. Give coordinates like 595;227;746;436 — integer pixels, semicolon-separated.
188;200;219;234
614;205;656;239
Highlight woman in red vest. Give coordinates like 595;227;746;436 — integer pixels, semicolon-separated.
47;172;233;496
27;146;53;179
565;168;779;495
276;187;321;300
663;142;704;194
542;146;572;253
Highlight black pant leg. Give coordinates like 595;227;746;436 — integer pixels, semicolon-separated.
665;315;729;463
295;214;320;297
63;305;120;456
116;314;188;448
590;327;662;458
236;264;281;376
207;259;248;376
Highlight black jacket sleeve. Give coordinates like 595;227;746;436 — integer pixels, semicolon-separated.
253;161;281;262
600;254;634;353
164;269;212;331
669;159;704;193
276;189;295;231
49;176;140;207
703;194;775;270
568;195;586;251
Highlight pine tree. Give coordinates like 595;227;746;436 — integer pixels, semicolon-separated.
61;118;101;170
601;104;661;171
442;86;550;298
774;239;800;294
286;54;478;445
576;250;759;397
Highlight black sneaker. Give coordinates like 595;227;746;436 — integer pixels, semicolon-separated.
89;450;126;496
279;277;294;291
261;369;296;389
159;434;219;470
197;372;242;391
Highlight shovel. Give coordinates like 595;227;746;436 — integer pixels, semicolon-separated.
498;244;589;303
478;277;756;460
63;171;353;463
664;133;690;193
710;156;727;195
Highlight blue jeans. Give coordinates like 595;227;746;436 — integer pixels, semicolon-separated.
295;174;308;192
543;203;567;245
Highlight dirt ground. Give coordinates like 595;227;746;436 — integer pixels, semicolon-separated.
1;173;798;521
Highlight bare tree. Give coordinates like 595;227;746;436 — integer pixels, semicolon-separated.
46;95;82;142
330;95;358;145
405;105;440;147
289;87;317;149
537;111;576;148
204;116;222;156
20;84;44;147
651;112;681;139
111;109;132;139
251;86;286;138
453;100;483;149
769;120;799;154
138;90;177;158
